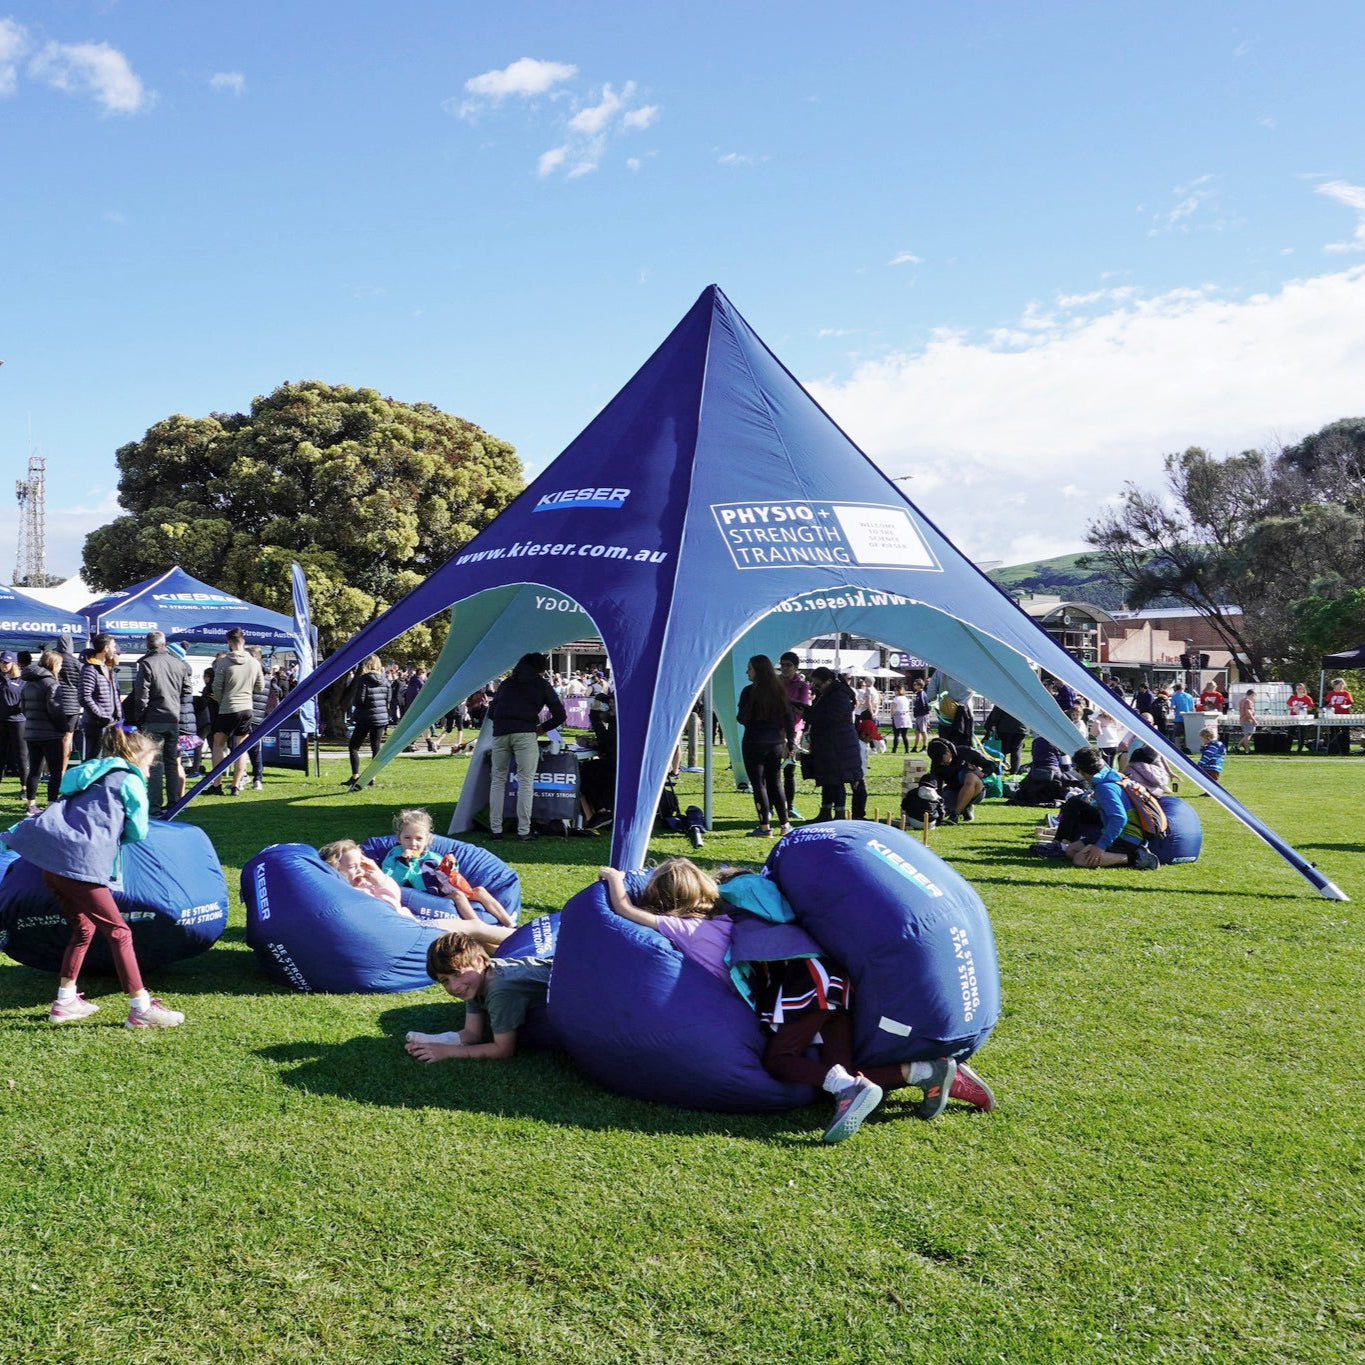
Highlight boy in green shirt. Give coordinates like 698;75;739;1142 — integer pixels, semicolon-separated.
404;931;551;1063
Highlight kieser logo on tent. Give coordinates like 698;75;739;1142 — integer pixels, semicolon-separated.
533;487;631;512
152;592;241;603
711;500;939;572
254;866;271;920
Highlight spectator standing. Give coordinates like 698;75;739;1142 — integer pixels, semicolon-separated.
777;652;812;818
1236;690;1257;754
1286;682;1315;752
345;654;391;788
210;628;265;795
1198;681;1227;713
1168;682;1194;750
51;632;84;763
981;704;1027;774
888;685;912;754
0;651;28;795
805;668;866;821
21;650;67;814
487;653;566;842
132;630;194;816
736;654;795;838
78;634;122;761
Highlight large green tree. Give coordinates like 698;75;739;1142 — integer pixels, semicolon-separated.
83;381;523;661
1086;428;1365;681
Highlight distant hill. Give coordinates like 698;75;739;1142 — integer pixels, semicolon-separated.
988;552;1142;612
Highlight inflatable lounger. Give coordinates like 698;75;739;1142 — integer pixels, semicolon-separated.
1151;795;1202;865
548;820;1002;1113
358;832;522;925
242;838;522;994
0;821;228;975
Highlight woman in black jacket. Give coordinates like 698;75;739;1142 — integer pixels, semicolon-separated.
736;654;795;837
21;651;68;812
346;654;391;788
805;667;867;821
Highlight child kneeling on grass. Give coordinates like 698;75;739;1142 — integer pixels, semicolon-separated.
404;931;552;1062
5;724;184;1028
380;807;513;929
599;859;992;1142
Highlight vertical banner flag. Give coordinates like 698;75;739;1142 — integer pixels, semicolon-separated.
289;562;319;736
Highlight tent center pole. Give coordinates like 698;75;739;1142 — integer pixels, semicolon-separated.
703;678;713;831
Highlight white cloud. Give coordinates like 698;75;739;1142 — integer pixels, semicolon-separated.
455;61;656;178
537;145;569;177
621;104;657;131
1316;180;1365;252
888;251;923;267
0;18;28;97
817;327;860;338
209;71;245;95
718;151;765;167
464;57;576;102
1148;174;1220;235
807;265;1365;564
29;39;150;115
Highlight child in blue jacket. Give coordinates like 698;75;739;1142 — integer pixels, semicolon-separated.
4;725;185;1027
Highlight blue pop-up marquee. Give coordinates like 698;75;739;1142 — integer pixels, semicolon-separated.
0;582;89;645
83;566;299;649
174;286;1346;899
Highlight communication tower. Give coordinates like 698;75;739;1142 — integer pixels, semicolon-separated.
15;453;46;585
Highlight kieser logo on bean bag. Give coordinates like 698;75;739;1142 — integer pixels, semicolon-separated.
533;487;631;511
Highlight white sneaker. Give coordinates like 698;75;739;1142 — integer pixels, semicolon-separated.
49;994;100;1022
406;1030;462;1045
126;997;185;1029
252;778;263;791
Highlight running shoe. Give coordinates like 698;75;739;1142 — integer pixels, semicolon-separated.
1132;845;1160;871
950;1062;996;1112
126;998;185;1029
49;994;100;1023
912;1057;957;1121
822;1076;884;1143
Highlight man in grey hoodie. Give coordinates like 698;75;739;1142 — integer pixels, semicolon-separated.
210;627;265;794
133;630;194;815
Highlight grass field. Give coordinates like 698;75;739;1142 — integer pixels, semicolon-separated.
1;746;1362;1364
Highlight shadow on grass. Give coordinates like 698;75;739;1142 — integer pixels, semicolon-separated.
253;1031;830;1139
255;1006;990;1141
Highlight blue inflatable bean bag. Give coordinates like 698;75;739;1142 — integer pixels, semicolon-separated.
549;875;816;1113
495;911;562;1051
359;833;521;927
1151;796;1202;866
765;822;1001;1069
0;821;228;975
548;824;1002;1113
242;839;523;994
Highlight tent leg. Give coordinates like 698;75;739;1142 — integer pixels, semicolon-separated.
703;678;713;832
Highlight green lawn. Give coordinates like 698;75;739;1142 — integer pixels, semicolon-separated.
2;747;1361;1364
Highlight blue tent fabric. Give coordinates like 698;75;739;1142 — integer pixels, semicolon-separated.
0;821;227;974
173;286;1346;901
0;584;89;645
83;566;298;648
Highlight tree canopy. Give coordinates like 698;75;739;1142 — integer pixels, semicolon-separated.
1086;425;1365;680
82;381;523;660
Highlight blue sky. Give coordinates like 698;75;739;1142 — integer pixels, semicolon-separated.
4;1;1365;578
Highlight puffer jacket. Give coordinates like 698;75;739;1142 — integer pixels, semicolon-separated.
348;671;391;727
805;677;863;784
20;664;65;742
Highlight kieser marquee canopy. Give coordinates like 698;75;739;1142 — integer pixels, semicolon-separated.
0;582;89;644
83;566;299;649
175;286;1346;899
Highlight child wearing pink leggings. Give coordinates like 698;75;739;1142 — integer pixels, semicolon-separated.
4;725;185;1028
